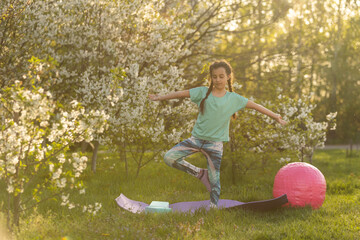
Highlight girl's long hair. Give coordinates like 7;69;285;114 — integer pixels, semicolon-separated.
199;59;236;119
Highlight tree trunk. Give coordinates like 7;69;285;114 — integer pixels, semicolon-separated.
92;141;99;173
13;194;21;227
287;50;292;93
81;141;88;152
136;162;141;178
120;142;128;178
309;57;315;94
12;112;21;226
7;193;11;230
329;0;343;140
229;122;236;185
256;0;263;97
231;158;236;185
296;8;303;98
309;150;313;164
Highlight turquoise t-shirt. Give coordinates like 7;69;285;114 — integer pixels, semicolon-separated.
189;86;248;142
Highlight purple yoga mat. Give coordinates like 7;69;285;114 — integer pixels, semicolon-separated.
115;193;244;213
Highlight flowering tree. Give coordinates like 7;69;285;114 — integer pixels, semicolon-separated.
1;0;286;175
275;92;336;163
226;96;289;181
226;88;336;181
0;0;301;178
0;68;108;227
0;0;34;88
1;0;220;174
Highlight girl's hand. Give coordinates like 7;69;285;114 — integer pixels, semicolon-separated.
276;115;287;126
149;94;161;101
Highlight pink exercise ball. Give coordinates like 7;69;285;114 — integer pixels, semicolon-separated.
273;162;326;209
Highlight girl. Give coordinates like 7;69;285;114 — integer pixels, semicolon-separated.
149;60;287;208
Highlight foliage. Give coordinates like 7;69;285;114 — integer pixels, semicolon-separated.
0;0;358;236
225;90;336;178
0;61;108;227
274;91;336;162
216;0;360;143
2;0;253;175
2;0;339;179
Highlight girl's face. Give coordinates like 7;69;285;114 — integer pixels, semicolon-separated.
211;67;230;91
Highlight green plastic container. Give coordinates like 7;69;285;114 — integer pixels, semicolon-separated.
145;201;172;213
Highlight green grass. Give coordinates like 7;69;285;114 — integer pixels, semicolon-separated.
7;149;360;239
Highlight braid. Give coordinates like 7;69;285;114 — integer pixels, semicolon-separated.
200;81;213;114
228;78;237;120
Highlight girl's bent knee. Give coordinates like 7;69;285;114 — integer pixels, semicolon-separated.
163;151;175;167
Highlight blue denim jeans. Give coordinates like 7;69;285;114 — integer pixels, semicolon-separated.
164;136;223;206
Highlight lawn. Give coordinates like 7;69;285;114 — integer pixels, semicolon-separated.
6;149;360;239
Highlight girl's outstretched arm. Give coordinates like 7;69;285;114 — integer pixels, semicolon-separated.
149;90;190;101
246;100;287;126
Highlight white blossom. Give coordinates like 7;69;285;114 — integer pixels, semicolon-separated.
49;164;54;172
326;112;337;121
61;194;69;206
